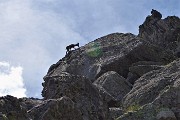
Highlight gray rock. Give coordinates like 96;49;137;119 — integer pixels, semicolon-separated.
156;108;177;120
0;95;31;120
127;61;164;85
117;103;160;120
139;10;180;55
42;73;108;120
41;11;178;120
116;11;180;119
19;97;43;111
46;33;175;82
93;71;131;108
129;64;163;76
28;97;83;120
121;59;180;120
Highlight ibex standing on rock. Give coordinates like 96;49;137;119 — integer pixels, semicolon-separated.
151;9;162;20
66;43;79;54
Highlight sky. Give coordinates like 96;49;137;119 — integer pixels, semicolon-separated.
0;0;180;98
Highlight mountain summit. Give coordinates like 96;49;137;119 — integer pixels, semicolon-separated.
0;10;180;120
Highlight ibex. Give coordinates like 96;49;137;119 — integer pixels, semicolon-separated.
151;9;162;20
66;43;79;54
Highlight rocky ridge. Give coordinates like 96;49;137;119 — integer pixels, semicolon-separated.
0;10;180;120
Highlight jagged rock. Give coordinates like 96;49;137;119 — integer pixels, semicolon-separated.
93;71;132;107
28;97;83;120
139;10;180;54
117;104;165;120
121;59;180;120
42;31;175;119
19;97;42;111
115;10;180;119
46;33;175;82
152;79;180;120
119;82;179;120
42;73;108;120
0;95;30;120
118;82;179;120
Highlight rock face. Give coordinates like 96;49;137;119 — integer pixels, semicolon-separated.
42;73;108;120
28;97;83;120
139;10;180;54
0;10;180;120
93;71;132;107
0;95;41;120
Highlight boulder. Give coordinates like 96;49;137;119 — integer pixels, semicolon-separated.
93;71;132;107
42;72;108;120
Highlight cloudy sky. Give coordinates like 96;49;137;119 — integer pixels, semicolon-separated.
0;0;179;98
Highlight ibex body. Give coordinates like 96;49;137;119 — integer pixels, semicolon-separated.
66;43;79;54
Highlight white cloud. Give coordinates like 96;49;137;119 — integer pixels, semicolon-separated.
0;62;10;67
0;61;26;98
0;0;84;97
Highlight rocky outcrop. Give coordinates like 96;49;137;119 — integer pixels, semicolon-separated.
118;59;180;120
42;73;108;120
0;10;180;120
139;9;180;55
42;9;180;120
0;95;41;120
46;33;174;81
123;59;180;108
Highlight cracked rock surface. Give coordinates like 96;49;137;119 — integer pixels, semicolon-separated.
0;10;180;120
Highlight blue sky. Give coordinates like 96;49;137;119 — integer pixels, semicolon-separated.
0;0;179;98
